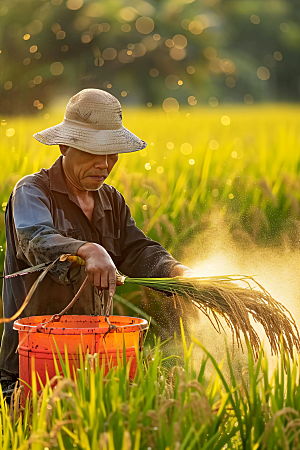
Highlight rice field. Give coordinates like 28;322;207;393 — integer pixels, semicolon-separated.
1;104;300;447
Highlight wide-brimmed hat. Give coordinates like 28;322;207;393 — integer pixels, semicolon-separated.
33;89;147;155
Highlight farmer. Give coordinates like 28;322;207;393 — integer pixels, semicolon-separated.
0;88;192;394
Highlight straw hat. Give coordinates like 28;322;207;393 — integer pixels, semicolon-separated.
33;89;147;155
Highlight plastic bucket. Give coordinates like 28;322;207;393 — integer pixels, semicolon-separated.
13;315;148;402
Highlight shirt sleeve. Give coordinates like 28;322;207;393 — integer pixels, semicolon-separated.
116;192;183;278
12;184;87;283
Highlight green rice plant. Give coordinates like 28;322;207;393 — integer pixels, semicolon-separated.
2;323;300;449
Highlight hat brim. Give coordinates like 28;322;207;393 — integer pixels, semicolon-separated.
33;121;147;155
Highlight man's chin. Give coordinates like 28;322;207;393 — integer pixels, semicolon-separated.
81;181;105;191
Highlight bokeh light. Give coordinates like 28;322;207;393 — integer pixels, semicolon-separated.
94;57;104;66
187;66;195;74
173;34;187;49
188;21;203;34
221;115;230;126
250;15;260;24
257;66;270;80
34;76;42;84
149;68;159;77
4;81;12;90
166;142;174;149
165;39;174;48
102;48;117;60
50;62;64;75
170;47;186;60
81;33;93;43
274;51;283;61
6;128;15;137
180;143;192;155
220;59;235;74
135;17;154;34
66;0;83;10
56;31;66;40
162;97;179;112
187;96;197;105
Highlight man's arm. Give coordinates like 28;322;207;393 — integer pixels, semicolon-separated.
115;191;189;278
12;184;87;282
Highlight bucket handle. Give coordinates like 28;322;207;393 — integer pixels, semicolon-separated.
37;276;89;330
37;276;116;333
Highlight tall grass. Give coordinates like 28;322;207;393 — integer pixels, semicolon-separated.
2;325;300;449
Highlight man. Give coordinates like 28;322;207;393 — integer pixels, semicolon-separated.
0;88;191;393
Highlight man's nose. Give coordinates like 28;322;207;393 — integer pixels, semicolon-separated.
94;155;108;169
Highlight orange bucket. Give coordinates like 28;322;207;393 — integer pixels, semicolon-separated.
13;315;148;402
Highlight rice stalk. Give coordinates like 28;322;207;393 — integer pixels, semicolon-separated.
121;275;300;358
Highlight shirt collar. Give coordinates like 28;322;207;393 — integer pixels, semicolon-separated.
48;156;112;219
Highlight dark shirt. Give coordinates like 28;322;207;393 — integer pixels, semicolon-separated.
0;156;182;376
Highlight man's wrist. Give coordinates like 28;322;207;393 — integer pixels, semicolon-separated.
170;264;190;277
76;242;96;259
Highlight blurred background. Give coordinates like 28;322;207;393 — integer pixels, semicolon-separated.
1;0;300;114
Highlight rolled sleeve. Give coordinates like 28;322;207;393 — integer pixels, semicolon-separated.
12;184;87;282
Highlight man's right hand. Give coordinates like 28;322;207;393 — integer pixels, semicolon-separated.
76;243;123;297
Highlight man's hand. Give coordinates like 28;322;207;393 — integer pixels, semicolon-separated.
77;243;123;297
170;264;197;278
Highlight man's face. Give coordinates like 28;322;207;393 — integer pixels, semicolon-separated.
60;145;118;191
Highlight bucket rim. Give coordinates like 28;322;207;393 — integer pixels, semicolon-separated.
13;314;148;335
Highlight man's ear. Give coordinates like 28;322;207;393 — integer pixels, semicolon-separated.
59;144;69;156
